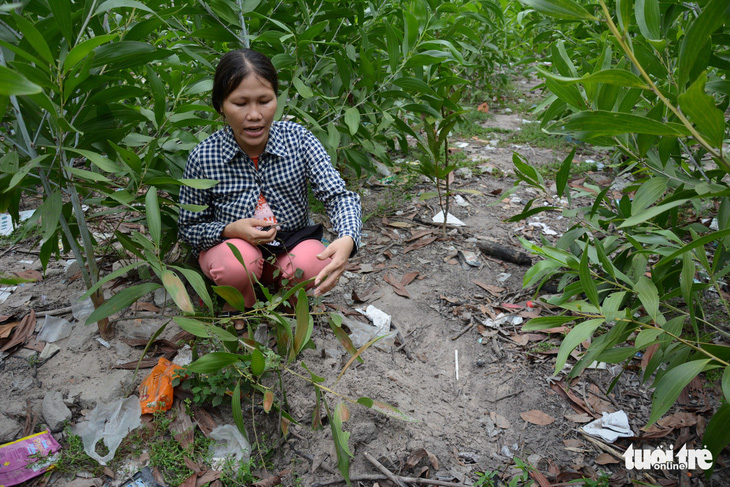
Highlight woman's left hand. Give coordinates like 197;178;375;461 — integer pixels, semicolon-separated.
313;236;354;296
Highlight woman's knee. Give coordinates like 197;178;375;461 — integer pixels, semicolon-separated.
200;239;263;288
279;239;329;282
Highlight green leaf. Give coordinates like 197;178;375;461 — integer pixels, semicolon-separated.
86;282;161;325
12;13;54;65
619;199;690;227
64;167;112;183
293;289;313;356
63;35;116;73
678;0;730;87
384;21;400;73
538;67;649;89
251;348;265;376
292;77;313;99
329;314;363;363
556;147;575;198
146;65;166;128
634;276;659;322
231;381;249;443
161;269;194;313
49;0;73;45
631;176;668;213
518;0;598;21
635;328;664;349
635;0;661;41
647;359;711;425
7;154;50;191
66;148;123;173
95;0;155;15
677;72;726;148
659;228;730;263
145;186;161;246
187;351;245;374
550;111;690;137
173;317;211;338
680;252;695;306
722;366;730;403
522;315;576;331
0;66;42;96
38;190;62;243
555;319;604;373
392;76;434;95
172;266;214;315
704;402;730;475
579;246;599;307
212;285;248;311
617;0;633;33
329;401;353;485
344;107;360;135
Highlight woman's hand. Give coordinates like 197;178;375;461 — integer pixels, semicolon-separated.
222;218;278;245
313;236;354;296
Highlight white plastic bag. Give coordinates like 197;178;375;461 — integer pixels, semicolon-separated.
37;316;73;343
74;396;142;465
209;424;250;470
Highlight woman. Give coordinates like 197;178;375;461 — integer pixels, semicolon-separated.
178;49;361;308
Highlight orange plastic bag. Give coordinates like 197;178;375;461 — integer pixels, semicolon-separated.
138;356;183;414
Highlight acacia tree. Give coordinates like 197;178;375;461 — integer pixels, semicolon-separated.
513;0;730;470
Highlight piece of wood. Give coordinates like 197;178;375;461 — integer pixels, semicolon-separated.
476;240;532;266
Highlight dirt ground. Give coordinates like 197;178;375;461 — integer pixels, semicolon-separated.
1;77;727;487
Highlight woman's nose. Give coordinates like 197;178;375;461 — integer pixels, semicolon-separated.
246;105;262;119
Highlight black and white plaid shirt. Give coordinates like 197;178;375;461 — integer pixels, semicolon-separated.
178;122;362;256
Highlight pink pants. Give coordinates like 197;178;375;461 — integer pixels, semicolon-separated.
199;238;330;308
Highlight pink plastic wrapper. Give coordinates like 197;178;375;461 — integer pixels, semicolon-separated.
0;430;61;486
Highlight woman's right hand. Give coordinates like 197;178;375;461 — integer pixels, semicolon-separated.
222;218;278;246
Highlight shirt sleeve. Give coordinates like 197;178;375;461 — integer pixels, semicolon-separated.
178;149;227;255
303;130;362;254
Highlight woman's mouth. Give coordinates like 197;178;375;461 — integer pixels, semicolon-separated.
244;126;265;136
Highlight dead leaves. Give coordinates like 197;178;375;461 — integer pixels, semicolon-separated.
520;409;556;425
384;272;419;298
0;311;36;353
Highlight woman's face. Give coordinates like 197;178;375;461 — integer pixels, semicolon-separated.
221;73;278;157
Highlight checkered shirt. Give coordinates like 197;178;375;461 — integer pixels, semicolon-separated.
178;121;362;256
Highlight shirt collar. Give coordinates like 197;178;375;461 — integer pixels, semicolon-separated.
263;122;289;158
222;122;289;163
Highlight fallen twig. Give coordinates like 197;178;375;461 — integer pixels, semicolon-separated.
36;306;73;317
451;322;473;341
364;451;409;487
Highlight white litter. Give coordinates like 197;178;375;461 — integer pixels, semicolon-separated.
582;411;634;443
0;210;35;237
454;195;470;207
0;286;17;304
454;142;470;149
432;211;466;227
496;273;511;283
710;218;719;231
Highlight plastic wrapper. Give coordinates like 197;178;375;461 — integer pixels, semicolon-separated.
139;356;183;414
0;430;61;486
209;424;250;471
37;315;73;343
74;396;142;465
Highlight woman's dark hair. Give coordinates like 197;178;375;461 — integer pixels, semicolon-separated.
212;49;279;114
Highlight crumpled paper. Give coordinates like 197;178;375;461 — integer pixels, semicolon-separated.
582;410;633;443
